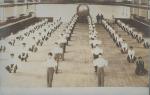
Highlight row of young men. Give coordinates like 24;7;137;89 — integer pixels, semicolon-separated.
46;14;78;87
102;19;147;76
103;20;129;52
117;20;150;49
1;18;62;73
88;16;108;87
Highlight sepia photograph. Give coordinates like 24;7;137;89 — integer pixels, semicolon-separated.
0;0;149;95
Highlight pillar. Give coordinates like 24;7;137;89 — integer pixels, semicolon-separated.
0;7;4;21
0;0;5;22
0;0;4;4
14;0;18;3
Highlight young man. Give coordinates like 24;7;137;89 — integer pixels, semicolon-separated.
92;46;103;59
96;14;100;24
137;32;143;43
58;34;67;53
135;57;147;75
127;46;136;63
47;52;57;87
0;38;7;53
121;40;128;54
5;54;18;73
116;36;123;47
93;55;108;87
52;42;64;63
143;39;150;48
90;39;102;49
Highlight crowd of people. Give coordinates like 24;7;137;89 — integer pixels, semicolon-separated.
102;18;147;76
88;16;108;87
117;20;150;49
46;14;78;87
0;12;148;87
0;18;62;73
0;14;78;87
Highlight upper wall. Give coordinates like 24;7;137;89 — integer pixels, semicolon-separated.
0;5;36;21
89;5;130;21
35;4;131;22
35;4;78;22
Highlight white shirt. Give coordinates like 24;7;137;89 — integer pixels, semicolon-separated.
90;39;102;46
129;28;133;32
114;34;119;40
118;37;123;43
0;39;9;47
47;57;57;68
121;42;128;49
144;39;150;44
52;45;63;54
92;47;103;55
132;31;137;36
137;33;142;38
58;37;67;44
128;49;135;56
93;57;108;67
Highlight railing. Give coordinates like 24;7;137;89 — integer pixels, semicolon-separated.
133;15;150;26
0;12;34;27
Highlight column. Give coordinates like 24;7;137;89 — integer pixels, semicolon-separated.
2;7;7;22
0;0;4;21
24;0;28;15
24;0;27;3
13;6;19;17
14;0;18;3
148;0;150;19
0;7;4;21
0;0;4;4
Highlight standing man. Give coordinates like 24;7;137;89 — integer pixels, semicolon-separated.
96;14;100;24
58;34;67;53
52;42;64;72
47;52;57;87
93;55;108;87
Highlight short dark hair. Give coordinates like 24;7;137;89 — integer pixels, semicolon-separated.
48;52;53;56
130;46;133;49
138;56;142;59
99;53;103;56
10;53;14;57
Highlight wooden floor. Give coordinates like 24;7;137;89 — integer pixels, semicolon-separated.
96;24;149;86
53;23;97;87
0;23;149;87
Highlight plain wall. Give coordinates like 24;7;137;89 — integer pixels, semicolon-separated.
0;5;36;21
35;4;131;22
0;4;131;22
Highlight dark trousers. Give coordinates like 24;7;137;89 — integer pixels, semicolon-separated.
5;64;17;73
93;54;99;59
97;67;104;87
60;43;66;53
127;55;136;63
121;48;128;54
144;43;150;48
47;67;54;87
